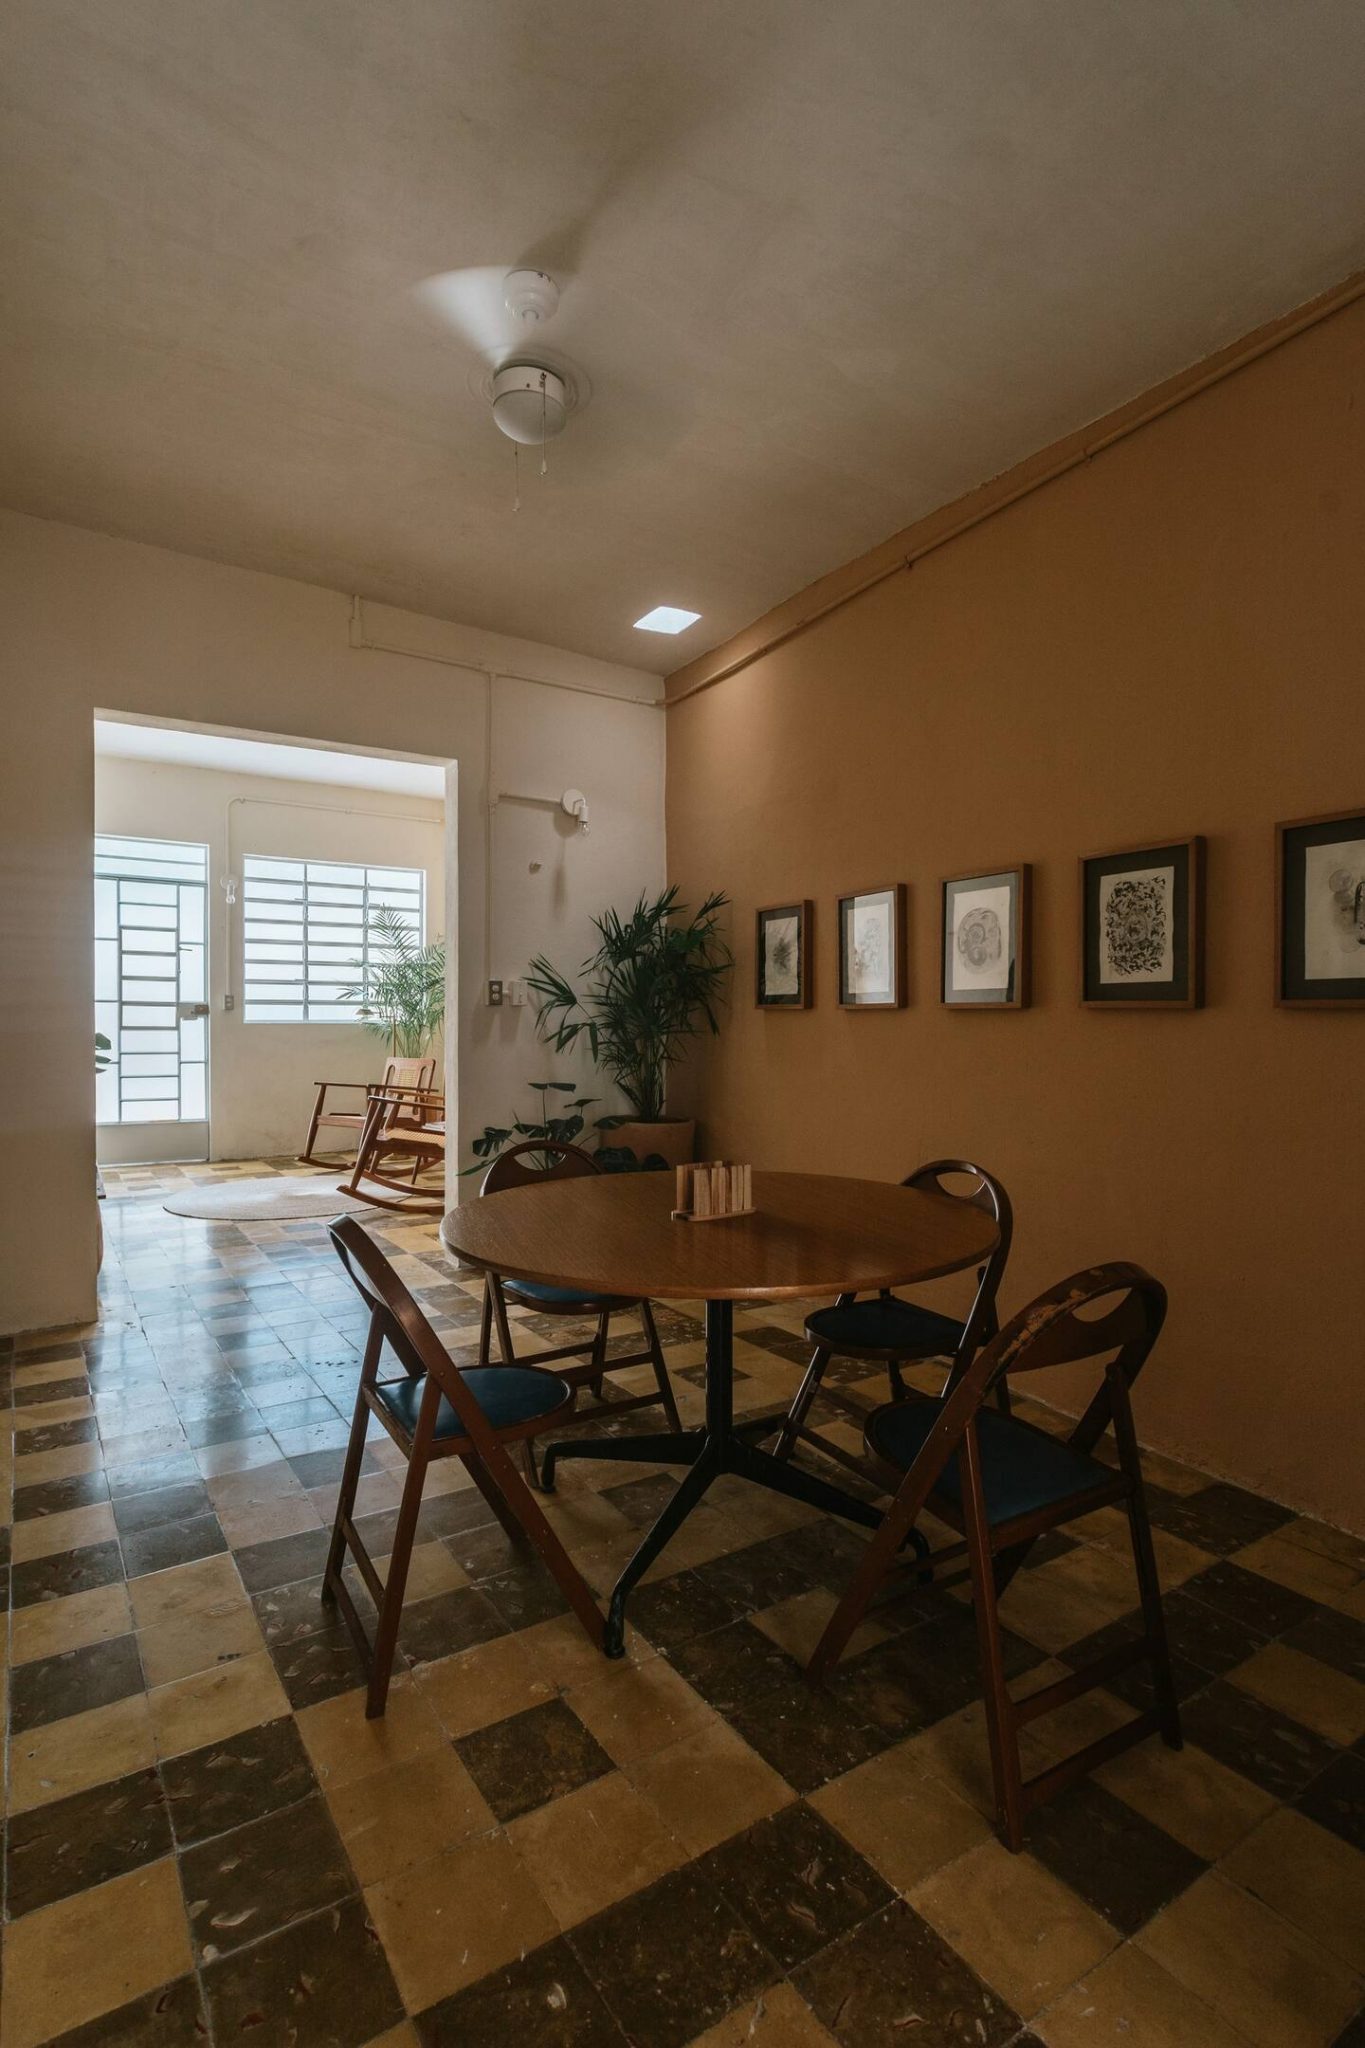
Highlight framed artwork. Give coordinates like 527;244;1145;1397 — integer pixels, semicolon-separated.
941;865;1031;1009
837;883;907;1008
755;900;812;1008
1276;808;1365;1007
1080;837;1204;1008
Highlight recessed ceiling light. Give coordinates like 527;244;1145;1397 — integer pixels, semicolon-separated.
633;605;701;634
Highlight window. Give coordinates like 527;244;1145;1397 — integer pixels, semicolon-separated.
95;834;209;1124
241;857;425;1023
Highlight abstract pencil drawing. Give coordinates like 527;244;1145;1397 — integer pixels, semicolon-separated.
1099;868;1173;983
764;912;799;995
957;903;1003;971
1303;839;1365;978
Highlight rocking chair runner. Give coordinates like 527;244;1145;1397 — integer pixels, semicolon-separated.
807;1262;1180;1852
477;1141;681;1469
337;1085;447;1215
299;1055;436;1166
323;1217;604;1716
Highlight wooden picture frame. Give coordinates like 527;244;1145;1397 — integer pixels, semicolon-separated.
941;865;1032;1009
837;883;908;1009
755;900;813;1008
1276;808;1365;1007
1080;837;1204;1009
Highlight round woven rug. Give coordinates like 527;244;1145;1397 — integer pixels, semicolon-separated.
162;1175;373;1222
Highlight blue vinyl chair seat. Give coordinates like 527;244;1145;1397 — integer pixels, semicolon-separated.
374;1365;571;1442
806;1295;965;1357
866;1396;1113;1525
502;1278;633;1311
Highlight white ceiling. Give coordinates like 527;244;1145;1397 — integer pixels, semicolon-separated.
5;2;1365;669
93;718;446;798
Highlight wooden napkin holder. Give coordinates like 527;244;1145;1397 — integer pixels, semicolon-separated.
672;1161;754;1222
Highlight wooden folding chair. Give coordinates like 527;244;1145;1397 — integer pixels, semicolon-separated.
479;1141;681;1480
337;1086;447;1216
807;1262;1180;1850
772;1160;1013;1475
323;1215;605;1716
299;1055;436;1165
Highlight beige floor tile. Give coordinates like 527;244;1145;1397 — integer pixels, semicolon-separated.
1035;1941;1253;2048
625;1718;793;1857
0;1858;193;2048
904;1700;1003;1820
193;1433;281;1478
1275;1516;1365;1572
414;1630;557;1739
148;1648;289;1759
216;1493;325;1547
1220;1808;1365;1972
361;2027;421;2048
11;1395;94;1434
1068;1506;1213;1588
1136;1871;1363;2048
995;1571;1130;1655
912;1839;1118;2018
369;1538;469;1602
1228;1640;1365;1746
515;1611;651;1691
750;1585;890;1664
127;1551;246;1631
1234;1532;1361;1611
810;1737;994;1892
7;1693;157;1814
1094;1737;1276;1861
205;1459;309;1513
567;1654;715;1766
10;1581;133;1666
11;1442;103;1487
508;1769;688;1929
683;1981;840;2047
13;1358;86;1388
327;1746;494;1884
364;1832;557;2012
296;1674;448;1789
137;1601;266;1689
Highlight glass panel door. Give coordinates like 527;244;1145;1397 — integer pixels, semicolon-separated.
95;835;210;1159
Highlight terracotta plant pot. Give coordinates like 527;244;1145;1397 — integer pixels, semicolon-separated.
603;1118;696;1170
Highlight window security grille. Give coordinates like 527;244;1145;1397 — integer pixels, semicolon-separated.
241;856;424;1023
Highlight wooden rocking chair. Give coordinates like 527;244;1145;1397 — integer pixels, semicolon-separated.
337;1086;447;1216
299;1055;436;1166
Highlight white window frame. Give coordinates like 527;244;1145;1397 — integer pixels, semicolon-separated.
241;855;426;1024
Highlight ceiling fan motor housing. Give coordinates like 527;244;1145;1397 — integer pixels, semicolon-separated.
491;362;569;444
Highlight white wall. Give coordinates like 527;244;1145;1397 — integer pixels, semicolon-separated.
93;755;445;1160
0;510;666;1333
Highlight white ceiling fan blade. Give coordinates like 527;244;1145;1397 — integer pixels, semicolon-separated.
413;266;513;360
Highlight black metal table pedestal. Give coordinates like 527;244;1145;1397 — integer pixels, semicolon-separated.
541;1298;884;1658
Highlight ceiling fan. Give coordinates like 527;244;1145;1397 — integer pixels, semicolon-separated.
416;265;589;456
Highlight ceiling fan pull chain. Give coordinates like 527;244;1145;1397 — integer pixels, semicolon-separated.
540;371;548;478
513;442;521;514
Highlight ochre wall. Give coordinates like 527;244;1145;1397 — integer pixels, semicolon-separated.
665;295;1365;1533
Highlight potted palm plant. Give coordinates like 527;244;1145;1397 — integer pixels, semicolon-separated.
525;886;731;1168
343;905;446;1058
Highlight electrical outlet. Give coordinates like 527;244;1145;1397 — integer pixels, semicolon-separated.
487;979;504;1007
223;991;235;1011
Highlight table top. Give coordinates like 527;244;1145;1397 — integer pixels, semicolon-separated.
439;1169;998;1303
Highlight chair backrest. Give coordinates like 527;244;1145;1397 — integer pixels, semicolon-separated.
902;1159;1014;1367
382;1056;437;1093
480;1138;600;1197
328;1215;503;1448
892;1263;1167;1510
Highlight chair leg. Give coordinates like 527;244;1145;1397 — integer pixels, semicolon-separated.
479;1437;606;1653
365;1397;437;1719
960;1421;1027;1851
323;1324;382;1598
299;1083;326;1166
588;1312;608;1400
1108;1367;1182;1749
641;1300;681;1430
771;1344;833;1461
490;1277;517;1366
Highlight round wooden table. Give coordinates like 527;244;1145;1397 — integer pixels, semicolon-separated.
441;1169;998;1654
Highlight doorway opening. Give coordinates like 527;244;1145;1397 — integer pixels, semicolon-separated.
93;714;455;1191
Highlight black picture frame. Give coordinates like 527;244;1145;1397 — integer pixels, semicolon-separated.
837;884;908;1009
1080;838;1204;1009
1276;809;1365;1007
755;900;812;1008
941;865;1032;1009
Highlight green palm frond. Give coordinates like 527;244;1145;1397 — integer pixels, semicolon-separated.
340;905;446;1058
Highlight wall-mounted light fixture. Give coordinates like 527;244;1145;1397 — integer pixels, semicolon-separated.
561;788;590;835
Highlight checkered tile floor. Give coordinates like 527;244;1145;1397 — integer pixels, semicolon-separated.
2;1157;1362;2047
